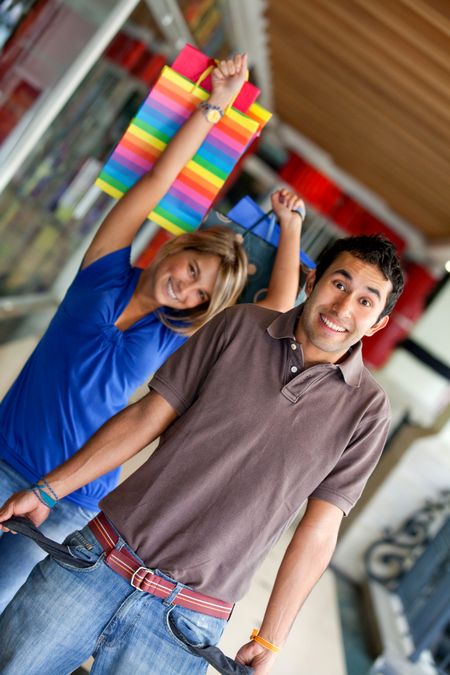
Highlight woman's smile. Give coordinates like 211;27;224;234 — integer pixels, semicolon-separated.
166;278;179;302
151;251;221;310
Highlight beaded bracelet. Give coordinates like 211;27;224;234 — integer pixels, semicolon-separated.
250;629;281;654
39;477;59;503
31;486;53;508
31;482;58;509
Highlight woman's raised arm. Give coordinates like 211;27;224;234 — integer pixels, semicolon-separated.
256;188;305;312
83;54;248;268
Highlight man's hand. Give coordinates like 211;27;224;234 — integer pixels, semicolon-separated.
235;640;277;674
271;188;305;228
211;54;248;102
0;490;50;533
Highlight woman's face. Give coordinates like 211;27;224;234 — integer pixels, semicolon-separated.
150;250;221;310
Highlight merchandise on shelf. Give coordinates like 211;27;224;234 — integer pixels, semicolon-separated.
362;262;438;369
0;0;37;49
0;0;101;143
279;151;406;254
179;0;230;56
0;32;166;295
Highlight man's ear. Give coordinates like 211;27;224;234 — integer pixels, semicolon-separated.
305;269;317;297
365;314;389;337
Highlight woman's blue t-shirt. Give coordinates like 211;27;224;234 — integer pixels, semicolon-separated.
0;247;186;510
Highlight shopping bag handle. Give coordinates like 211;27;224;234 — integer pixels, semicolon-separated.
231;205;316;269
242;209;276;238
191;61;249;112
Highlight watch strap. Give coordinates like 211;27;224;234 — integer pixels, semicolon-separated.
199;101;225;123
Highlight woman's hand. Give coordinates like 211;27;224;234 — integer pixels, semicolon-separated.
211;53;248;103
271;188;305;228
0;490;50;532
257;188;305;311
235;640;277;674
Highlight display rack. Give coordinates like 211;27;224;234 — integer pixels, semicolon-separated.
0;0;142;194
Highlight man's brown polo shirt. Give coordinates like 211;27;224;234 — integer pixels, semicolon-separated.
102;304;390;602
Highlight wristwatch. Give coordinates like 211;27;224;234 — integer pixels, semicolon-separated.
199;101;224;124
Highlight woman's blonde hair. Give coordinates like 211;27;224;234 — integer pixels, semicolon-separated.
151;226;248;335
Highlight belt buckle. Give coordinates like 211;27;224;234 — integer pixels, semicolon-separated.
131;565;154;591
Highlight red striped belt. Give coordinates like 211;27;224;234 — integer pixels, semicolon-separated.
88;512;233;621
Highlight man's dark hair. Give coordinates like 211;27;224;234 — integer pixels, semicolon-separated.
314;235;404;319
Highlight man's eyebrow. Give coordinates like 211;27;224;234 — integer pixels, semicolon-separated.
333;268;352;281
333;268;381;300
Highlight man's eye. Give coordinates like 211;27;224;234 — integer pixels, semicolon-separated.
360;298;371;307
334;281;345;290
189;264;196;278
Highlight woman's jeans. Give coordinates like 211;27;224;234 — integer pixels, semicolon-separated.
0;523;227;675
0;459;97;613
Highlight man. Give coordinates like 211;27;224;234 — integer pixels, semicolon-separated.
0;235;404;675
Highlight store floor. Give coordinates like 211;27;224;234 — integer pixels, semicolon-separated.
1;338;347;675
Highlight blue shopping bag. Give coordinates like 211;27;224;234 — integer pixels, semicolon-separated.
202;196;315;304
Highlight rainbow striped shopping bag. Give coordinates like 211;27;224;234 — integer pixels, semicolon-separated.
96;48;271;235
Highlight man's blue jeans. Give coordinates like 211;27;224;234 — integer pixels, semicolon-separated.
0;524;227;674
0;459;97;613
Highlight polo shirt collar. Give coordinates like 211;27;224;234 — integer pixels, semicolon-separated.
267;305;364;388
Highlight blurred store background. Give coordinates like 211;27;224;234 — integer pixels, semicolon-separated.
0;1;449;674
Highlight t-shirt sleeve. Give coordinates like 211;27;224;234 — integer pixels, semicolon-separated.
60;247;133;321
309;396;391;515
150;310;228;415
73;247;132;287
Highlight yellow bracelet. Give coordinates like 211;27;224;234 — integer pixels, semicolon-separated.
250;629;281;654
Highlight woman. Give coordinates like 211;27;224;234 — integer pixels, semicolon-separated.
0;54;305;610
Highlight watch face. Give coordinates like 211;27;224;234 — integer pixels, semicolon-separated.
208;109;221;124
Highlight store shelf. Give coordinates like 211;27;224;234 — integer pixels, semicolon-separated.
0;0;143;194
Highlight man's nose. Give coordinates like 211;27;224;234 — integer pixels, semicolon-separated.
333;294;352;317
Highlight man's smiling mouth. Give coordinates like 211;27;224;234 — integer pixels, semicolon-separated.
320;314;347;333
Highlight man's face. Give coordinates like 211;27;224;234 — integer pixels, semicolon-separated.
296;251;392;365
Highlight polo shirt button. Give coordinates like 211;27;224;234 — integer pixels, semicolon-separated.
291;343;297;350
290;365;298;374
